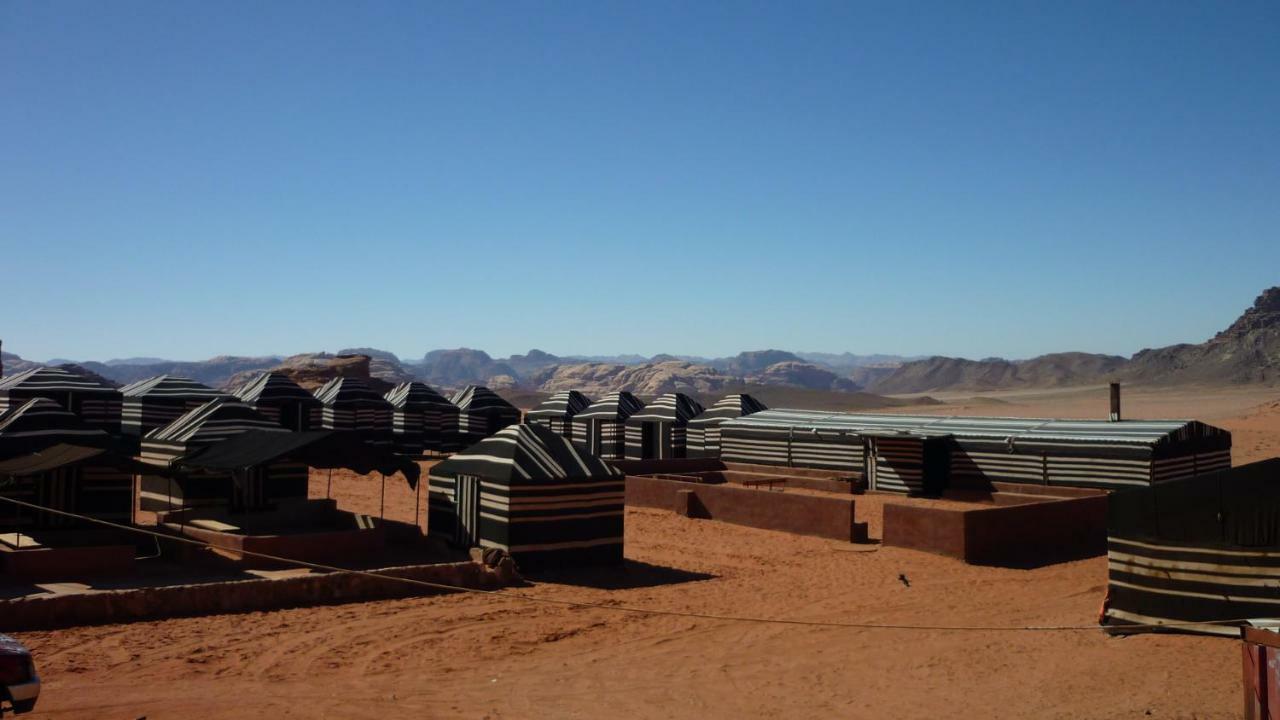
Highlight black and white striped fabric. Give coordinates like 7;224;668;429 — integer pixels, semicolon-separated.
385;381;458;455
312;377;394;447
686;394;767;458
525;390;593;438
428;423;624;567
720;409;1231;492
0;366;123;435
139;398;294;513
141;397;288;463
120;375;225;437
233;372;323;431
624;393;705;460
0;398;114;457
572;392;645;460
1104;459;1280;636
0;398;134;527
450;385;521;444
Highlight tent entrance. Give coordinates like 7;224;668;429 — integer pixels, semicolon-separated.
641;422;658;459
36;466;78;528
865;439;879;490
230;467;268;513
454;474;481;547
279;402;302;431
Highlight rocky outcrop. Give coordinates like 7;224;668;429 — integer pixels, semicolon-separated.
226;354;395;393
532;361;735;396
1122;287;1280;386
420;349;517;389
746;361;860;392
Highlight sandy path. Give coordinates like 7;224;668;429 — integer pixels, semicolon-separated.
13;387;1280;719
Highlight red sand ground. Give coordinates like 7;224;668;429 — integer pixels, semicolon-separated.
13;385;1280;719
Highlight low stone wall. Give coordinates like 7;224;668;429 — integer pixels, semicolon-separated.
626;475;868;542
0;544;136;581
0;560;513;632
883;491;1108;566
165;523;388;567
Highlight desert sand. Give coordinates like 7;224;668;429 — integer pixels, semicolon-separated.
13;385;1280;719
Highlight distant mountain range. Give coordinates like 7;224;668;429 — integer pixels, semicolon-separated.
3;285;1277;396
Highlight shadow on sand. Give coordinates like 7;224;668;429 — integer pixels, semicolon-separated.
522;559;716;590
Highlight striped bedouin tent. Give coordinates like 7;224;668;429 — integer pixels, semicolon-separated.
120;375;225;438
427;423;624;567
139;397;295;513
450;385;521;444
686;393;767;459
384;381;459;455
624;392;705;460
0;398;137;528
312;377;394;448
1104;459;1280;637
525;390;593;438
233;371;323;431
572;392;645;460
0;366;123;435
719;409;1232;495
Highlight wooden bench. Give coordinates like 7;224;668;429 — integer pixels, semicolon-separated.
188;519;241;533
0;532;43;549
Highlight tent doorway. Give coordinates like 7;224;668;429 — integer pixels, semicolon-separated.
641;422;658;459
279;402;302;431
865;439;879;491
454;474;481;547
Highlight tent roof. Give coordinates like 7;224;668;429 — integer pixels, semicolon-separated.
525;390;594;419
627;393;705;423
120;375;224;400
721;409;1227;446
146;397;287;444
385;381;453;409
176;429;420;485
0;366;119;395
689;394;768;426
0;398;115;459
450;385;518;413
233;372;321;405
313;377;392;407
430;423;621;484
0;443;160;477
575;391;645;421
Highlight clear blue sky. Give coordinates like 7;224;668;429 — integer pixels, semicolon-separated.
2;1;1276;363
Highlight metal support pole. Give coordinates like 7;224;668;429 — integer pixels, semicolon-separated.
414;475;422;531
380;473;386;519
327;468;333;499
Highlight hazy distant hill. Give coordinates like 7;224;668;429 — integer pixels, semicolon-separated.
867;352;1127;394
796;352;921;369
6;285;1277;394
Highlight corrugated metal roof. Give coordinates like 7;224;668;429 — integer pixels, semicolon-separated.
720;409;1221;446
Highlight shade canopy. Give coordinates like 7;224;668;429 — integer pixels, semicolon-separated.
176;429;420;485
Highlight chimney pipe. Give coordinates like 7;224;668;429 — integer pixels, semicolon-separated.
1109;382;1121;422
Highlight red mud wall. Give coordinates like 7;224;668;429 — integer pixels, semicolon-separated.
883;494;1108;566
626;476;867;542
1;544;135;581
0;561;511;632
